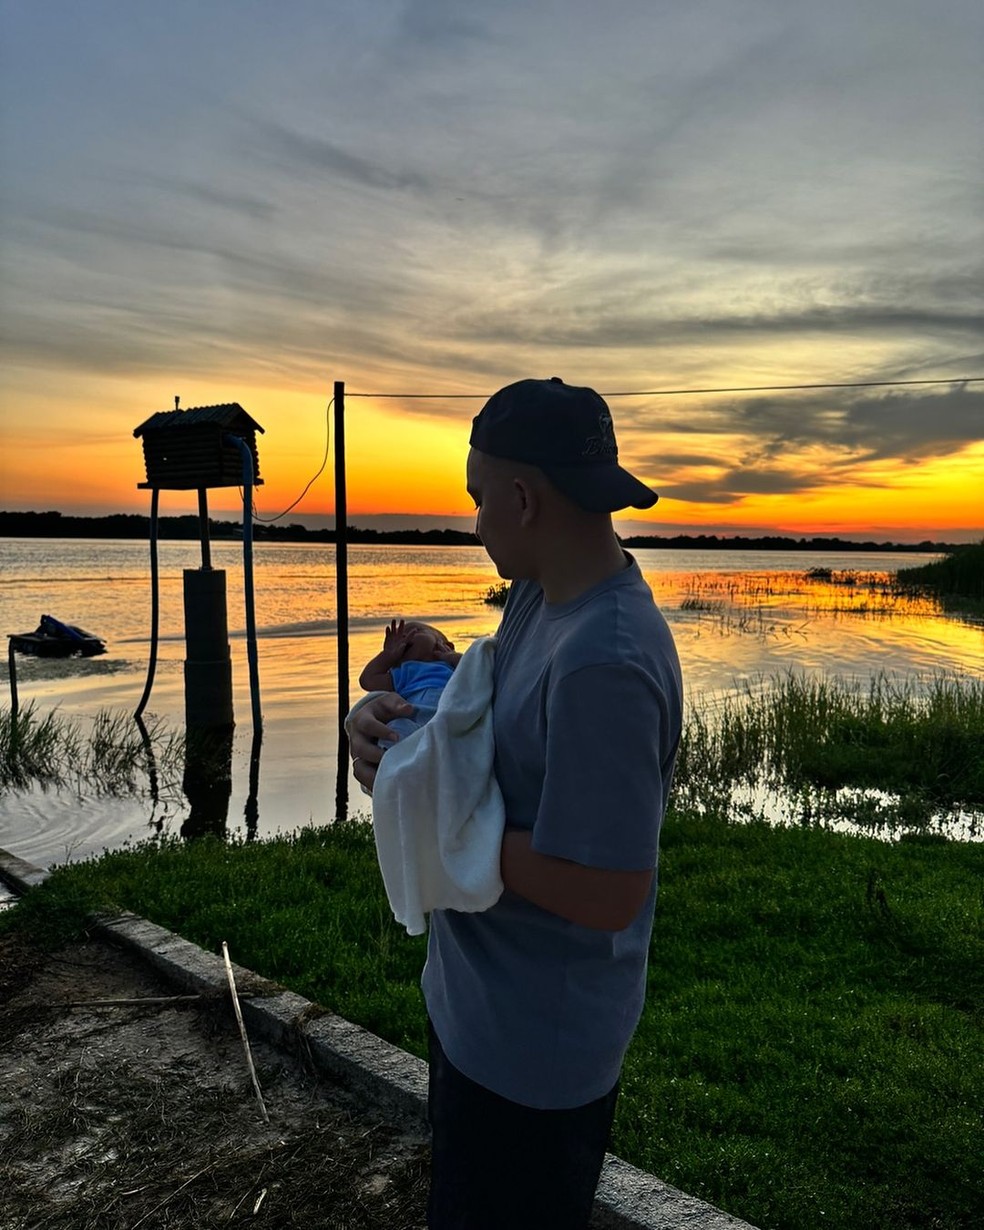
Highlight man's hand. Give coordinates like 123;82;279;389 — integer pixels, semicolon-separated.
349;693;414;793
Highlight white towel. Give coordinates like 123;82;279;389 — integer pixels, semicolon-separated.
345;636;504;935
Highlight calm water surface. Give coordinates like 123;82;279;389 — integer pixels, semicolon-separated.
1;539;980;866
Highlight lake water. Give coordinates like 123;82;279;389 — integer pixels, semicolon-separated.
1;538;981;868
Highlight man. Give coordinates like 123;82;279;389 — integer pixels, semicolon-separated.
350;377;683;1229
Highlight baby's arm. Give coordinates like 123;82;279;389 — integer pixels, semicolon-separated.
359;619;413;692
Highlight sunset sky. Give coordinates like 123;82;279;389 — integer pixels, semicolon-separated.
1;1;981;542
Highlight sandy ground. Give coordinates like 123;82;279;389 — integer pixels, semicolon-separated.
0;932;429;1229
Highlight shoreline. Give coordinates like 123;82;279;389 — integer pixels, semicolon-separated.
0;510;969;552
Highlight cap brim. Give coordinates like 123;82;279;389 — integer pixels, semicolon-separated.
540;463;659;513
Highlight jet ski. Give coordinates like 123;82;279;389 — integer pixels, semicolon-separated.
8;613;107;658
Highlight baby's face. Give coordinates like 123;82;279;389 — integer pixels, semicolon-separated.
403;623;453;661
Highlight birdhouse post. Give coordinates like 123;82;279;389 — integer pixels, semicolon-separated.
133;403;264;731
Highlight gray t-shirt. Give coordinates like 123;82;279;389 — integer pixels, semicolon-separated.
422;555;683;1109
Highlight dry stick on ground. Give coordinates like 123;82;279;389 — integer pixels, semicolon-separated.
221;940;270;1124
66;995;201;1009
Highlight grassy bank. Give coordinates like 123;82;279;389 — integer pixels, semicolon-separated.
3;817;981;1230
895;540;984;613
676;672;984;823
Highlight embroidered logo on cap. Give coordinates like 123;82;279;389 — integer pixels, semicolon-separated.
582;410;617;459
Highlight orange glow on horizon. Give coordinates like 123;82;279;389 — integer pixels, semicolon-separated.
1;379;981;542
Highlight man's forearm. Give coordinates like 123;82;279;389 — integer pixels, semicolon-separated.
500;829;652;931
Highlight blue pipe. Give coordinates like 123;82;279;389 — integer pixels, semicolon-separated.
224;434;262;733
134;487;160;720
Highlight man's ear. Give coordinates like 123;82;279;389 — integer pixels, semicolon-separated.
513;476;539;526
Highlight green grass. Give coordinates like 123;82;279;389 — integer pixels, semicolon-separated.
895;541;984;613
3;817;982;1230
676;672;984;817
623;817;983;1229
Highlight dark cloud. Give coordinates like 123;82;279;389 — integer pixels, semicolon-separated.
648;452;725;468
164;181;276;223
251;122;432;194
394;0;493;49
655;483;742;506
656;460;894;506
618;384;983;507
451;303;983;349
717;468;834;496
653;386;984;461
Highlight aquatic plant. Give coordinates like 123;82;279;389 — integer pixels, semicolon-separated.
0;705;183;798
675;672;984;821
895;539;984;611
0;704;80;791
482;581;510;607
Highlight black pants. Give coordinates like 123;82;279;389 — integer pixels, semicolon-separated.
427;1021;619;1230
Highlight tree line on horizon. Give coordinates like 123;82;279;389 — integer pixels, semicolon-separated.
0;509;960;553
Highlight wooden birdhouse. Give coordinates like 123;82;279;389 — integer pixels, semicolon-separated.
133;403;264;490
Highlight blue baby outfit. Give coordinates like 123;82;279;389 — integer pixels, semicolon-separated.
388;659;454;740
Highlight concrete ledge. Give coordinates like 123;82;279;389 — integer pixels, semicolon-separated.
96;910;432;1130
0;847;758;1229
0;847;51;893
593;1158;756;1229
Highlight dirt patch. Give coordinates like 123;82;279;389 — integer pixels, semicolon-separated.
0;933;429;1228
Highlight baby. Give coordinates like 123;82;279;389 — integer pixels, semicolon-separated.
348;618;501;935
359;619;462;743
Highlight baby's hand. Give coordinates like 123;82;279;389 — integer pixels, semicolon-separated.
383;619;413;659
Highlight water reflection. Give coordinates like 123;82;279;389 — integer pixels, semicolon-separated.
244;727;262;841
178;724;263;841
133;714;163;834
181;725;234;840
692;781;984;845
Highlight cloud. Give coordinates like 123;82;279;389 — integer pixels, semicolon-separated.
619;383;983;511
651;452;726;468
2;0;982;536
658;460;897;505
145;178;277;224
250;122;433;194
482;304;980;351
393;0;494;50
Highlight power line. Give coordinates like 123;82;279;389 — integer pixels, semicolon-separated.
347;375;983;400
233;373;980;520
603;376;984;398
248;398;334;523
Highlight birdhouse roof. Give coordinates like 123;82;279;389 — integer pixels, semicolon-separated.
133;403;264;437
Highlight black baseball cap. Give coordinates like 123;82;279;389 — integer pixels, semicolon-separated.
469;377;658;513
